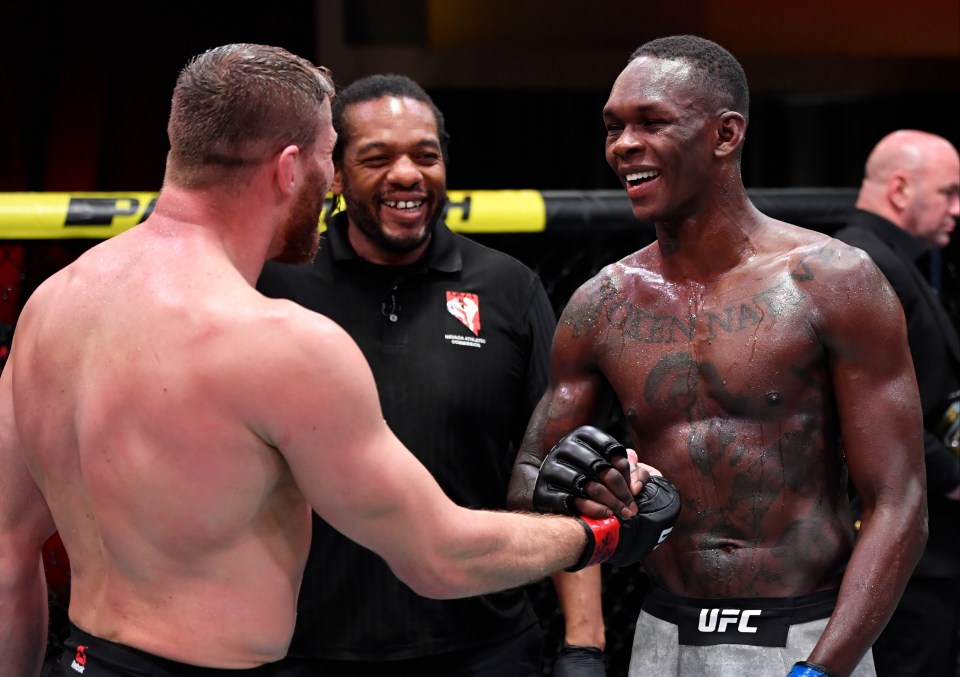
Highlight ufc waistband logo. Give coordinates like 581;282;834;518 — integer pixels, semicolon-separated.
697;608;762;633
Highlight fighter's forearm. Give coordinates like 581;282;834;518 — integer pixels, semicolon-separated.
387;509;588;600
806;497;926;676
553;567;606;647
506;457;542;510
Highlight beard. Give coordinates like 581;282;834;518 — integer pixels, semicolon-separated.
341;180;447;255
273;164;327;264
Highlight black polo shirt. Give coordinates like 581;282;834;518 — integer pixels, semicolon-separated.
257;212;556;660
834;209;960;578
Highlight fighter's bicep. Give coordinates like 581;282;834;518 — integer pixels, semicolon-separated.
259;318;452;552
507;309;609;507
823;256;922;495
547;282;615;402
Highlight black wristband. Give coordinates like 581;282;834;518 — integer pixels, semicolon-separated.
566;517;596;572
559;644;603;656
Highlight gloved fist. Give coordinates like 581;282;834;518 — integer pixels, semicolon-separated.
553;644;606;677
533;426;629;514
567;475;681;572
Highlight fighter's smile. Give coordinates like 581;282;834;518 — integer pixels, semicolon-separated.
626;169;660;186
623;168;661;199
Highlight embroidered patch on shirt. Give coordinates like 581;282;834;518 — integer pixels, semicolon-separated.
446;291;481;335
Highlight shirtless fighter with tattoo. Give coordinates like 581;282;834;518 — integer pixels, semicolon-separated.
507;35;927;677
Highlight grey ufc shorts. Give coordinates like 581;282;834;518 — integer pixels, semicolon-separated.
627;585;876;677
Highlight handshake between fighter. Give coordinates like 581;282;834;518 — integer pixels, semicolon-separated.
531;425;681;571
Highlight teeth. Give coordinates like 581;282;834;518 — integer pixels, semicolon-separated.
625;170;659;183
383;200;424;209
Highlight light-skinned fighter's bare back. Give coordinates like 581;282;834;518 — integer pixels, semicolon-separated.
13;218;315;667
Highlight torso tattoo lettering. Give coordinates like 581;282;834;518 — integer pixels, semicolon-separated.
566;251;853;596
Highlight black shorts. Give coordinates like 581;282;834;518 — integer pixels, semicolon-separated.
641;584;838;647
60;623;282;676
273;624;544;677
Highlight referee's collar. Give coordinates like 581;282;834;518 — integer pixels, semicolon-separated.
324;211;462;273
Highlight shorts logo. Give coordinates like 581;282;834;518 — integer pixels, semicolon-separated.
697;608;761;634
446;292;481;335
70;644;88;673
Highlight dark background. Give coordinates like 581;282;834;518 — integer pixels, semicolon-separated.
1;2;958;675
2;0;958;193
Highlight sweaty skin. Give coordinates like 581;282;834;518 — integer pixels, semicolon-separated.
527;226;892;595
508;53;927;677
0;59;598;674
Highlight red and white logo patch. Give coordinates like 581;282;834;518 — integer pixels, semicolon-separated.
446;291;481;336
70;644;88;673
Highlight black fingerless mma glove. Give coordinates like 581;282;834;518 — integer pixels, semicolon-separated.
567;475;681;572
533;425;629;514
553;644;607;677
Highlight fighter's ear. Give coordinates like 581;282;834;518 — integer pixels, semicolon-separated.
715;111;746;159
276;145;300;197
